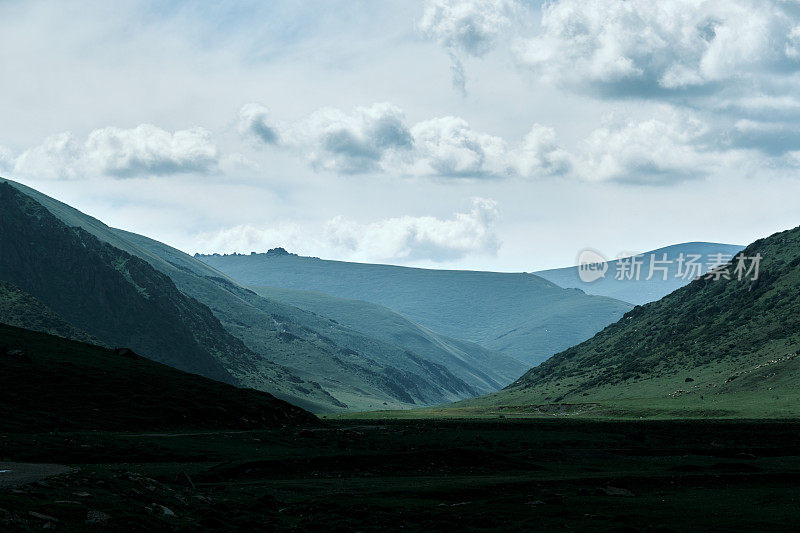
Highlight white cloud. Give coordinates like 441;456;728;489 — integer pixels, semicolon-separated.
194;222;306;255
195;198;501;262
243;103;571;179
324;197;501;261
515;0;800;94
419;0;517;92
576;108;736;184
408;116;508;177
11;125;219;180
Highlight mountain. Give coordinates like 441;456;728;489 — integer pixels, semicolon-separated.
536;242;745;305
196;251;633;366
0;181;240;384
2;178;487;412
460;225;800;418
0;280;98;344
252;286;528;393
0;322;316;432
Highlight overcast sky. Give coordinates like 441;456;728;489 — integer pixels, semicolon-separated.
2;0;800;271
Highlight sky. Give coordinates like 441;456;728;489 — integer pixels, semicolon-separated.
2;0;800;271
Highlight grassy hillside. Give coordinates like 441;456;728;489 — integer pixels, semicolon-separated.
197;251;633;365
3;179;483;412
252;286;528;393
452;224;800;419
0;322;316;432
0;281;98;344
536;242;745;305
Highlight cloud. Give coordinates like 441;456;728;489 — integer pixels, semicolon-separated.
11;125;219;180
324;197;501;261
408;116;508;177
196;198;501;262
238;103;279;145
283;103;414;174
576;108;733;184
514;0;800;96
194;222;306;255
419;0;517;92
243;103;571;179
726;119;800;155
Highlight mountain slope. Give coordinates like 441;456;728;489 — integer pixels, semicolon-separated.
0;280;98;344
536;242;745;305
461;225;800;418
0;322;316;432
197;251;633;365
3;179;482;411
252;286;528;393
0;181;237;384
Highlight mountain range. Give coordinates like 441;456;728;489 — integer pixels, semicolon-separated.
1;178;527;412
535;242;745;305
197;251;635;366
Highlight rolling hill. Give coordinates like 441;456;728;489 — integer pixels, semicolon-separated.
0;322;316;432
2;178;497;412
252;286;528;393
197;250;633;365
456;224;800;418
535;242;745;305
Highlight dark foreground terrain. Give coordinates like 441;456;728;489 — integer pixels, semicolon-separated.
1;419;799;531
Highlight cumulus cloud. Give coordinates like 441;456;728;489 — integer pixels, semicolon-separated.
11;125;219;180
419;0;517;93
195;222;306;255
242;102;571;179
408;116;508;177
195;198;501;262
576;108;733;184
324;197;500;261
283;103;414;174
515;0;800;96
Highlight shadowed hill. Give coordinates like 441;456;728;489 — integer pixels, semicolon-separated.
0;322;317;432
0;280;98;344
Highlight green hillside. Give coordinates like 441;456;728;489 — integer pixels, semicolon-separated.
0;322;316;432
252;286;528;393
536;242;745;305
453;224;800;419
198;251;633;365
3;179;485;412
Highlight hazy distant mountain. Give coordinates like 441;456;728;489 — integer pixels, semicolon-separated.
253;286;528;392
461;225;800;418
3;178;498;412
197;252;633;366
536;242;745;305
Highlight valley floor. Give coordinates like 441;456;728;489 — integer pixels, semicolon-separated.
2;419;800;531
